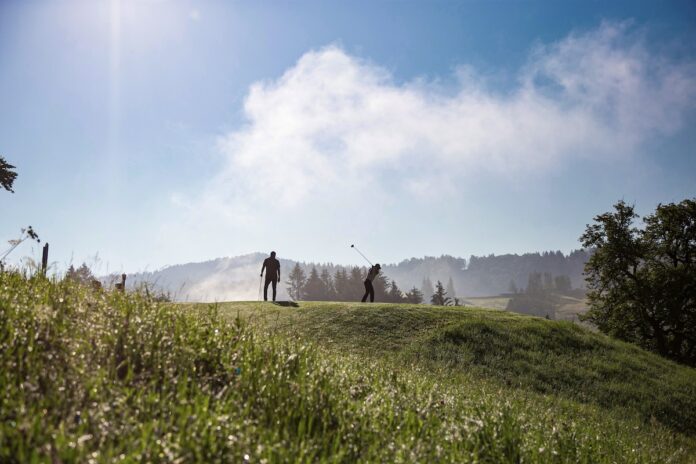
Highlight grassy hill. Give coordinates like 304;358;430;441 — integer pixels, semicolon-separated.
211;301;696;435
2;273;696;462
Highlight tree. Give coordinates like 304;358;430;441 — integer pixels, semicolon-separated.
387;279;405;303
348;267;365;300
303;266;324;301
581;199;696;365
286;263;307;301
65;263;96;284
334;268;350;301
430;280;452;306
405;287;424;304
0;156;17;193
320;268;335;301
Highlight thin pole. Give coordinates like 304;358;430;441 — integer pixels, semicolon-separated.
350;244;373;266
41;243;49;275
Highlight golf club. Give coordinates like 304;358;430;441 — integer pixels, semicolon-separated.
350;244;373;266
258;275;263;301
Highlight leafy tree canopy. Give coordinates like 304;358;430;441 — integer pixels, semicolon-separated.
581;199;696;365
0;156;17;193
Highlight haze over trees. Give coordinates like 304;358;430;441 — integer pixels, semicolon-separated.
581;199;696;366
506;271;578;319
299;266;408;303
122;249;592;303
387;251;589;297
421;277;434;301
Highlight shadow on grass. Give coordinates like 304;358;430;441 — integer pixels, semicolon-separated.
273;301;299;307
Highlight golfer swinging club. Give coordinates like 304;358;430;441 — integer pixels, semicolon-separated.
361;263;381;303
260;251;281;302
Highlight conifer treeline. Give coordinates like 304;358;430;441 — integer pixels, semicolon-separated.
285;263;424;303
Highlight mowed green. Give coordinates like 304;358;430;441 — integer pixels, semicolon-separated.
3;271;696;463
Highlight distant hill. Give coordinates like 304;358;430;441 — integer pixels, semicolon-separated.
122;250;591;302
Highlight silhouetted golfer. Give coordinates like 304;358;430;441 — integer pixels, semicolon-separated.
361;263;381;303
260;251;281;302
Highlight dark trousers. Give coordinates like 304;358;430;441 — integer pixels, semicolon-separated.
361;279;374;302
264;278;277;301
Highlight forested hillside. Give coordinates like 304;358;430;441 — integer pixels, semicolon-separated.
123;250;590;302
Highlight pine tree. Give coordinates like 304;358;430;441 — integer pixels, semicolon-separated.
404;287;424;304
65;265;75;275
303;267;324;301
65;263;96;284
387;279;404;303
349;267;365;300
430;280;452;306
334;268;350;301
286;263;307;300
320;268;335;301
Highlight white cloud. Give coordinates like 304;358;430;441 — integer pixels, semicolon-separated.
177;22;696;234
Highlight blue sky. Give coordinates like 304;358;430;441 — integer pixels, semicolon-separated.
1;0;695;273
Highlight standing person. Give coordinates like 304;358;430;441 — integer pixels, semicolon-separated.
260;251;281;302
361;263;381;303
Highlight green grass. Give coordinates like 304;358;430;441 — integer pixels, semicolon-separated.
2;273;696;462
212;301;696;457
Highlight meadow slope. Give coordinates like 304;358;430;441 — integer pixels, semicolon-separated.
213;301;696;433
2;272;696;463
210;302;696;448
